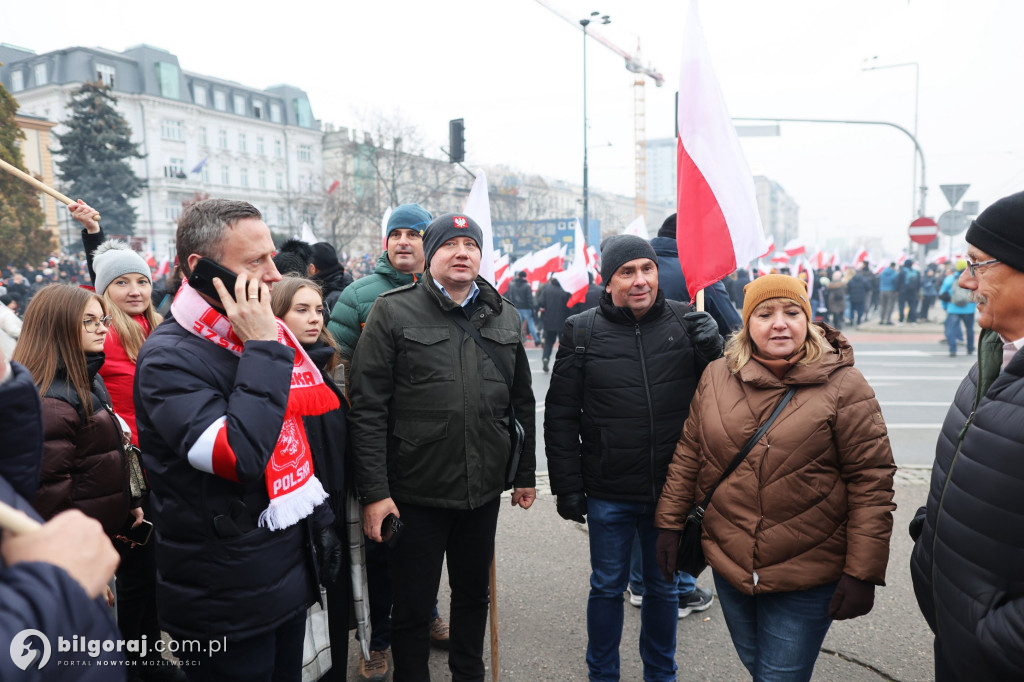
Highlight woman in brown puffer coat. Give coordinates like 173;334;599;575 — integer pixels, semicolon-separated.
12;285;138;537
655;274;896;682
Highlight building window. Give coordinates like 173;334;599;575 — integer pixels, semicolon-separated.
164;158;186;178
253;100;264;119
34;63;47;86
201;165;210;183
213;90;227;111
256;137;264;156
193;84;207;107
165;205;182;221
258;169;267;189
293;98;312;127
96;64;116;88
221;166;231;185
10;71;23;92
199;126;207;146
274;139;282;158
276;172;284;190
161;120;183;140
238;133;247;153
218;129;227;149
155;62;180;99
233;94;246;116
297;144;312;162
240;168;249;188
270;103;282;123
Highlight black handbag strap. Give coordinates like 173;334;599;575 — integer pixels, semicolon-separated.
690;385;796;521
449;311;516;413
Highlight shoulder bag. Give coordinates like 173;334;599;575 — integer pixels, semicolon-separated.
449;311;526;490
676;385;796;577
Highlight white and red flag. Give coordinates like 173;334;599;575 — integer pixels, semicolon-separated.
564;219;593;308
380;207;392;252
783;238;806;258
494;249;511;294
622;215;648;238
675;0;769;300
854;247;868;266
463;170;496;284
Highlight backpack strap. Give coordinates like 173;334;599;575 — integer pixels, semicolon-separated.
572;307;599;370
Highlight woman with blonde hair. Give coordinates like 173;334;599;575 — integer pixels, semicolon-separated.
655;274;896;682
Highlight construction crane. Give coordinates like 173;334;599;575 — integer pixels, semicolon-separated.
534;0;665;219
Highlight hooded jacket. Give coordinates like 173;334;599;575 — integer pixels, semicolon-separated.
33;353;131;537
327;252;417;356
910;329;1024;680
656;325;896;594
545;291;710;503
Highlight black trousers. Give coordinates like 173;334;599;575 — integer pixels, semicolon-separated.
178;612;306;682
542;329;559;362
388;498;500;682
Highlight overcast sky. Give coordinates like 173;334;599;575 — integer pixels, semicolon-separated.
4;0;1022;258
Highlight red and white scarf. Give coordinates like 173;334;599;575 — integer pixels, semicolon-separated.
172;280;339;530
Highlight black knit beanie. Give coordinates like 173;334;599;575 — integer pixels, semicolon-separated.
423;213;484;266
657;214;677;239
600;235;658;284
965;191;1024;273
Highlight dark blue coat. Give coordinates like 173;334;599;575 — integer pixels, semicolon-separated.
649;237;742;336
0;362;125;679
135;316;317;641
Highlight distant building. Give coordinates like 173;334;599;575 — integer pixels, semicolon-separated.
13;113;59;243
645;137;677;206
0;43;323;254
754;175;800;247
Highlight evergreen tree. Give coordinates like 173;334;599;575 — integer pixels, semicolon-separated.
54;82;145;236
0;80;51;266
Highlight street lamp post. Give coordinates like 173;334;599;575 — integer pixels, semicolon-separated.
861;58;921;217
579;11;609;241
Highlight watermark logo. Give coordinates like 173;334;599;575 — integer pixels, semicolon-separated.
10;629;51;671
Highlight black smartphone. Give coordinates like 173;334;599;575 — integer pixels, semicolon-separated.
117;518;154;546
189;257;239;301
381;513;403;547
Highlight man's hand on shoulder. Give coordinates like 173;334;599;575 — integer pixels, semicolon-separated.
214;272;278;343
362;497;399;543
512;487;536;509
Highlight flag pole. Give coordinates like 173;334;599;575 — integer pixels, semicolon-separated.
695;288;705;312
0;158;100;221
490;556;499;681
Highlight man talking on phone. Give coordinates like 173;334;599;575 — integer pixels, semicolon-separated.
349;213;536;681
134;199;342;681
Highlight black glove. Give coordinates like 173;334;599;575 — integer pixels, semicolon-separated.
556;492;587;524
909;505;927;542
315;525;344;587
656;530;682;582
828;573;875;620
683;311;724;364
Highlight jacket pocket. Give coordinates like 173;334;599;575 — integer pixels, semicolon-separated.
478;327;520;383
392;417;449;481
402;326;454;383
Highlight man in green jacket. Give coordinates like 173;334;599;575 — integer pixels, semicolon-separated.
327;203;432;388
349;213;536;681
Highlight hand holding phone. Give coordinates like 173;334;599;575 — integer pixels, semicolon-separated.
116;518;154;546
381;513;403;547
189;257;239;302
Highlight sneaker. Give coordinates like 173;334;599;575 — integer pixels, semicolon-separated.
626;585;643;608
429;615;450;650
358;649;389;682
678;586;714;618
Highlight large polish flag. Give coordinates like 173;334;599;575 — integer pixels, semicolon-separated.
463;170;496;284
563;219;592;308
675;0;769;301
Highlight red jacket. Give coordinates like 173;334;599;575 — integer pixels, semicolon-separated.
99;315;150;445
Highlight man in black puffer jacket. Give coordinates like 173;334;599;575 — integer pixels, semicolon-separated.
544;235;723;682
910;190;1024;680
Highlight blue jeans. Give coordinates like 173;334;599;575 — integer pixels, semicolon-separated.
587;498;677;682
628;533;695;598
945;312;974;355
713;571;835;682
517;309;539;341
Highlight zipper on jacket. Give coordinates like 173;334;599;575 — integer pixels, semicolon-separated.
752;443;769;593
635;324;658;502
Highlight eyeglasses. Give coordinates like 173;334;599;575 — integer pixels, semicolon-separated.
966;258;1001;278
82;315;113;332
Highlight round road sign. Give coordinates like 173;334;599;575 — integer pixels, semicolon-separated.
909;217;939;245
938;210;968;237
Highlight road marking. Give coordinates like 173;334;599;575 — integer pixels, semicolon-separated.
855;350;933;357
886;423;943;429
879;401;950;407
863;376;963;381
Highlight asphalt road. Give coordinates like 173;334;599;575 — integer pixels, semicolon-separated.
343;321;960;681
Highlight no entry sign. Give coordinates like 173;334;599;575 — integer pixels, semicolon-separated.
909;217;939;244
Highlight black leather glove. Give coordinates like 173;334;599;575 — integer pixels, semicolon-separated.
828;573;875;620
556;492;587;524
684;311;724;364
656;530;682;582
315;525;344;587
909;506;927;542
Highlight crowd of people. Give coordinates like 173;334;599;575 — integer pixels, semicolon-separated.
1;190;1023;682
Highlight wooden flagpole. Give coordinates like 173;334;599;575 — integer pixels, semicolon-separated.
490;556;499;681
0;157;100;220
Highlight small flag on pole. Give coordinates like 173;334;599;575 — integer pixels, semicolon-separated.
463;170;496;284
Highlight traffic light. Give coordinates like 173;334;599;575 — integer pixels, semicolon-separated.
449;118;465;163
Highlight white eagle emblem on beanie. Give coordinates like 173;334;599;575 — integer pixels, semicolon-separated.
453;216;468;229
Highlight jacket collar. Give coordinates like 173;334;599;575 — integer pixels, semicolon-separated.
377;251;418;286
422;270;503;316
